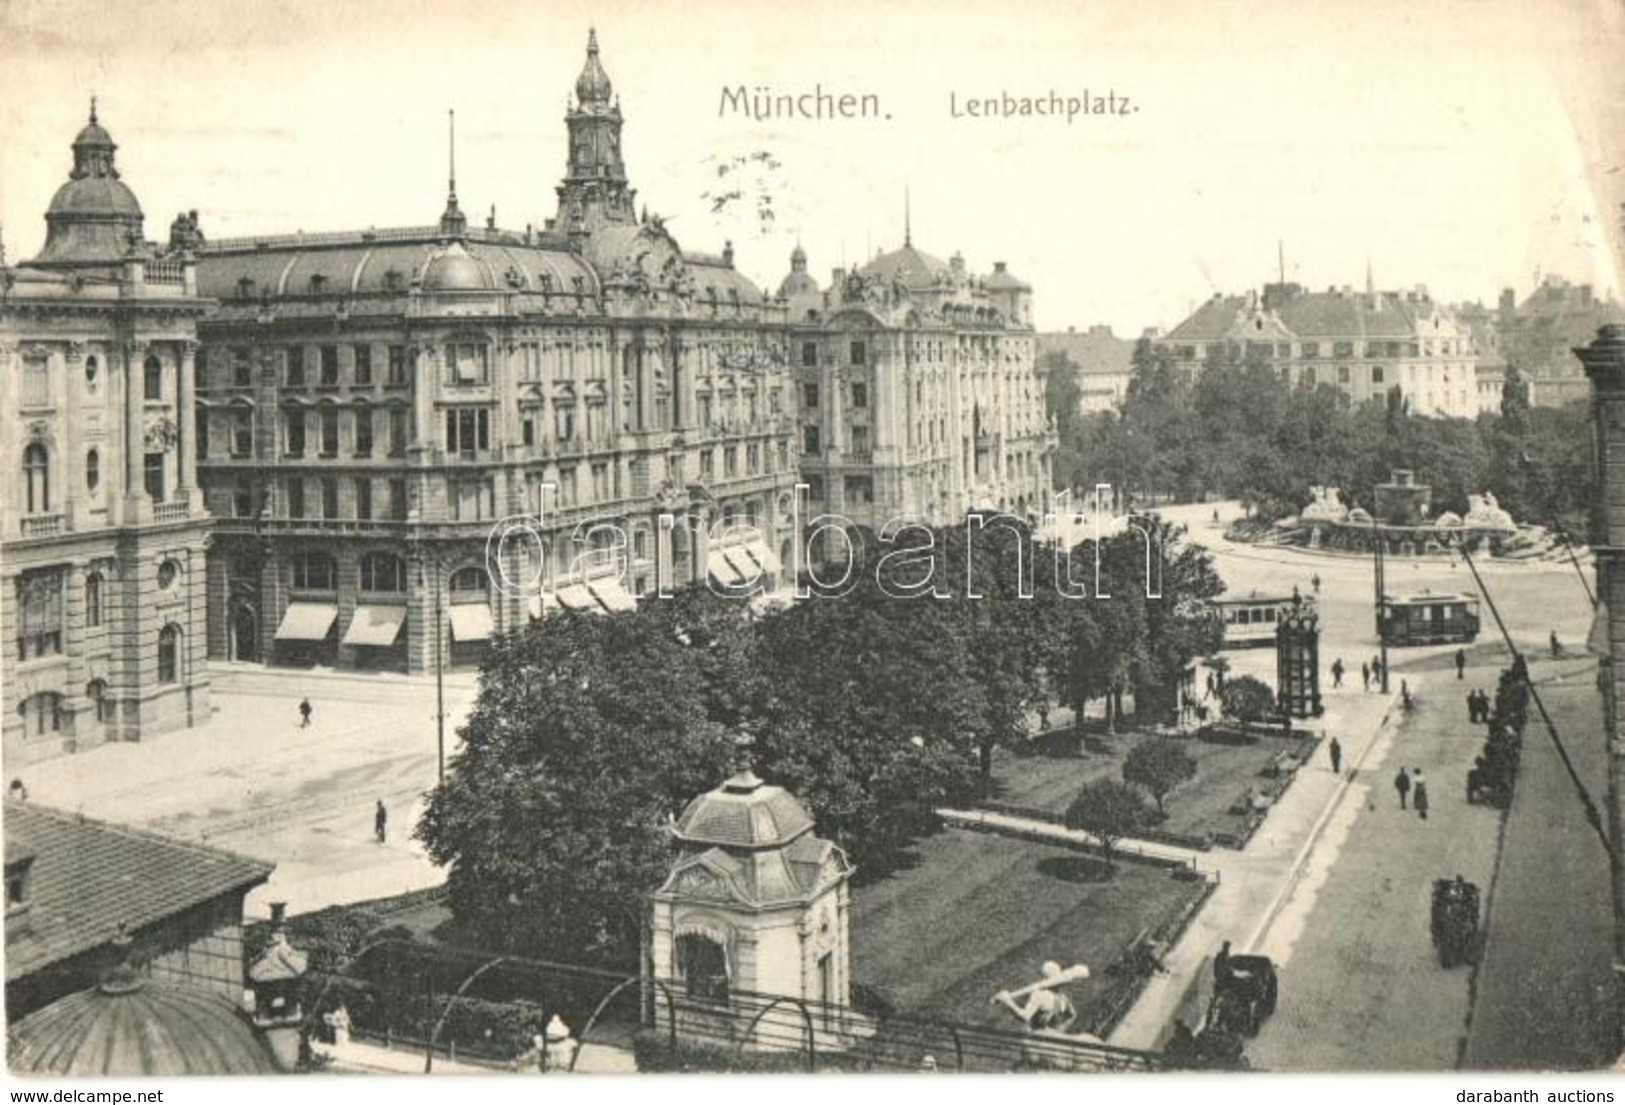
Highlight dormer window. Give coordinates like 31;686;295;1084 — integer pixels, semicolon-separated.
5;855;33;919
383;269;403;292
236;276;255;299
309;274;327;294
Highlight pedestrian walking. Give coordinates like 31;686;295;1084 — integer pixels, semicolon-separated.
1371;655;1383;688
298;698;313;728
1551;630;1563;658
1401;679;1411;710
1477;689;1490;723
1413;770;1429;821
1330;658;1345;688
1329;737;1343;775
1455;648;1466;680
1312;573;1322;595
374;800;387;843
1206;672;1216;699
1361;662;1371;691
1395;767;1411;810
1465;690;1477;724
1214;940;1233;983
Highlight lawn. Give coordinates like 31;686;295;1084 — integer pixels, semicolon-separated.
849;828;1210;1032
988;727;1320;845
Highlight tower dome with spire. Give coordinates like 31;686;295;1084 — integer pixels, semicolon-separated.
34;100;147;268
574;28;614;109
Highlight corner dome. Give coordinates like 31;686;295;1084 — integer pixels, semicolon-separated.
858;242;950;291
674;769;816;849
32;102;146;268
422;240;494;291
9;979;277;1076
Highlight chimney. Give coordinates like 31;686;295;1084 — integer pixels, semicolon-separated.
247;901;309;1072
723;240;735;268
994;261;1007;274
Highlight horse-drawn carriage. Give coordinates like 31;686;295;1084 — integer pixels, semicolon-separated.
1431;876;1481;968
1164;948;1279;1070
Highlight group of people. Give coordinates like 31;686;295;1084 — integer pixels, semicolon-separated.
298;698;389;844
1465;687;1494;724
1394;767;1430;820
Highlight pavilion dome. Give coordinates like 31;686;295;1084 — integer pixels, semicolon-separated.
422;240;494;291
673;769;815;850
9;963;276;1076
33;102;146;267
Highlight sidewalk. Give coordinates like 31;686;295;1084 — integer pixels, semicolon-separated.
1107;682;1398;1051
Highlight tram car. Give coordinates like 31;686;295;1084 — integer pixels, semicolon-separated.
1378;591;1481;646
1212;591;1317;649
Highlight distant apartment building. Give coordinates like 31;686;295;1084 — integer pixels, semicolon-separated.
1495;275;1624;407
777;237;1055;537
1155;280;1478;418
1037;325;1135;413
1;106;213;764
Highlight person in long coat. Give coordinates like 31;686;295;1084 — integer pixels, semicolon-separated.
1395;767;1411;810
1413;771;1429;821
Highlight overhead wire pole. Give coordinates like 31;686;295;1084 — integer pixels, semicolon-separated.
1458;542;1616;865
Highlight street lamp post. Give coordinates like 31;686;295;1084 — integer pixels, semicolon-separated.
419;552;446;785
1372;518;1391;694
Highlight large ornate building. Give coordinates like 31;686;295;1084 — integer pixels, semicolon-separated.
777;233;1055;542
1;106;214;763
192;32;799;673
1156;279;1479;418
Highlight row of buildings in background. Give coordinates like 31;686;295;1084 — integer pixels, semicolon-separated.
1043;274;1622;417
0;33;1053;762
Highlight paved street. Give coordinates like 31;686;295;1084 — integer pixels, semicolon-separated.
16;663;479;918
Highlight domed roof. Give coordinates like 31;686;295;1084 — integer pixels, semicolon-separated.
575;29;613;106
674;769;815;850
777;270;819;299
858;242;951;291
9;969;276;1076
984;262;1030;291
33;102;145;268
422;240;495;291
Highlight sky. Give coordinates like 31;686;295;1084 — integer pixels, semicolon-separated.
1;0;1621;336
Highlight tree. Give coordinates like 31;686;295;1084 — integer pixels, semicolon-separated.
416;612;737;969
1218;674;1277;734
1123;738;1197;816
1065;779;1153;872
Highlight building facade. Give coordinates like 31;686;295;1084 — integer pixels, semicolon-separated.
193;32;800;674
1;107;213;764
778;237;1055;540
1498;276;1624;407
1156;280;1479;418
1037;325;1136;413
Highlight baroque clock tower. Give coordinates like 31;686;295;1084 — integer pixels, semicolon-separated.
554;29;638;238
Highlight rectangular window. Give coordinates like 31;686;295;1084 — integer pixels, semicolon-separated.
803;425;821;455
196;411;210;460
803;382;819;410
449;343;487;384
387;345;409;386
321;476;338;519
286;347;305;388
354;345;373;386
851;382;868;409
232;410;254;457
389;408;408;457
445;407;491;456
851;426;870;456
454;479;493;521
1337;365;1351;384
591;463;609;502
555;405;575;442
725;446;739;477
285;411;306;457
286;478;305;519
143;453;166;503
747;443;760;473
850;341;866;366
1372;366;1385;385
355;408;374;457
355;479;372;520
844;475;874;504
233;351;253;389
15;569;65;661
319;346;339;386
558;467;577;508
21;359;49;407
320;409;339;456
700;449;715;480
144;357;163;401
522;416;536;446
388;478;407;520
233;479;255;518
800;342;817;367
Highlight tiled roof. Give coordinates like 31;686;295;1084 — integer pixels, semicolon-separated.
1037;329;1134;377
1274;292;1422;339
4;802;272;981
1162;295;1245;342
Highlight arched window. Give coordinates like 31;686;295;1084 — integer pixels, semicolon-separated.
359;552;405;593
23;444;49;514
18;693;64;738
85;355;99;386
157;625;180;684
85;572;103;628
676;934;730;1003
144;355;163;401
85;448;100;493
291;550;336;591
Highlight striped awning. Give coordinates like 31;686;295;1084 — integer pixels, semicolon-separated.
448;604;494;642
707;550;745;587
554;584;599;613
747;541;784;575
342;605;406;646
722;546;761;583
274;603;338;641
587;576;637;613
